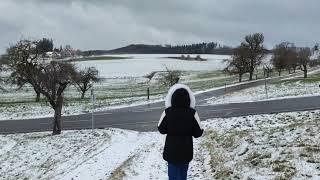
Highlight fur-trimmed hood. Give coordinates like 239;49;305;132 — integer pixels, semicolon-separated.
165;84;196;108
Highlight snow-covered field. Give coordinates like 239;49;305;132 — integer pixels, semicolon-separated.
207;79;320;105
1;110;319;179
0;54;315;121
0;70;236;121
0;54;233;121
76;54;230;78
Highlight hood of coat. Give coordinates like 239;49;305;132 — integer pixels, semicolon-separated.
165;84;196;108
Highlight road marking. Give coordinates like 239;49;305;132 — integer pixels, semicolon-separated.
207;107;242;112
197;104;211;107
64;119;91;123
109;121;158;126
39;119;91;125
94;112;112;116
145;106;163;110
205;106;260;112
132;110;153;113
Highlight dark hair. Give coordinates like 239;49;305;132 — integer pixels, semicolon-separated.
171;88;190;108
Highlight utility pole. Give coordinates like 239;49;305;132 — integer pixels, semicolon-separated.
91;88;96;131
264;77;268;99
147;84;150;100
224;83;227;94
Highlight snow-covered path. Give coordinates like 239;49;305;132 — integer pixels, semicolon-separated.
58;131;210;180
58;131;162;180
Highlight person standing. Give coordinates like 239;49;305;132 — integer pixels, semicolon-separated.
158;84;204;180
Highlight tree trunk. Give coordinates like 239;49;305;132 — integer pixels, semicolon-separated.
34;87;41;102
303;65;307;78
81;91;85;99
239;74;242;82
249;70;254;81
52;96;63;135
35;91;41;102
278;70;281;76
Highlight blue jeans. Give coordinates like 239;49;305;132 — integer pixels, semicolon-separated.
168;163;189;180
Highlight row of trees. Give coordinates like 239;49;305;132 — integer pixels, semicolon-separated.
0;39;99;135
163;42;232;54
224;33;265;82
102;43;234;55
272;42;311;78
225;33;314;82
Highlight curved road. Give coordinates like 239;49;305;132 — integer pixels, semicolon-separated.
1;74;320;134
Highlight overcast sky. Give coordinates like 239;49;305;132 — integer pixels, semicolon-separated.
0;0;319;53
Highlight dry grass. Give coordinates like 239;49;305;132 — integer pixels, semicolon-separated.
108;155;137;180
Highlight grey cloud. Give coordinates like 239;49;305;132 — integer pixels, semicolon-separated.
0;0;319;53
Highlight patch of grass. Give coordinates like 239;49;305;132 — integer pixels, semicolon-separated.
195;70;225;79
306;157;320;163
272;161;297;179
304;146;320;153
108;155;136;180
213;167;234;179
245;151;262;166
273;74;320;85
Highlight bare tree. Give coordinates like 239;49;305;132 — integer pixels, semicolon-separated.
297;47;311;78
282;42;298;73
0;55;7;91
6;39;43;102
72;67;100;99
144;71;157;100
158;66;181;87
241;33;265;80
224;45;250;82
144;71;157;84
271;42;297;76
262;63;273;78
37;61;77;135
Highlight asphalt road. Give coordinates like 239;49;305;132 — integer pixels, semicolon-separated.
1;73;320;134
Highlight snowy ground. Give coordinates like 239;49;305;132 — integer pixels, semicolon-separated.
200;110;320;179
0;67;299;121
1;54;279;121
1;110;319;179
206;77;320;105
76;54;229;78
0;69;239;121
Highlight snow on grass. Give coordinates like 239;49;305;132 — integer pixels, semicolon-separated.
200;110;320;179
0;129;112;179
0;68;242;121
1;110;319;179
0;94;164;121
206;79;320;105
0;129;163;180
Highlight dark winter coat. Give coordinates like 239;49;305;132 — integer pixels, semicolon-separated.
158;84;204;164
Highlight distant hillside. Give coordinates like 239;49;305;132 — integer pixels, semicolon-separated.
82;43;235;56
